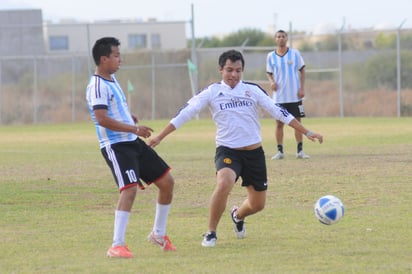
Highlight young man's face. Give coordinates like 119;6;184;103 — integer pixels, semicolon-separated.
219;59;243;88
102;46;122;74
275;32;288;47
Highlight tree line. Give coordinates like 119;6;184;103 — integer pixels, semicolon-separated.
188;28;412;51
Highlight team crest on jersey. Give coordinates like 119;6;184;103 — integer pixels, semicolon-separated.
287;60;293;65
244;90;251;97
223;158;232;164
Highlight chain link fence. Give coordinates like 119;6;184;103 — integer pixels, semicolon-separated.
1;29;412;125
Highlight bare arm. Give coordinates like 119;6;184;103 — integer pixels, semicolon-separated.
94;109;153;138
288;118;323;143
266;72;277;91
298;67;305;99
148;123;177;147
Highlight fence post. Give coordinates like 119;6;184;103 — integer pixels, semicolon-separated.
72;55;76;122
33;57;38;124
151;52;156;120
338;27;344;117
397;19;406;117
0;60;2;125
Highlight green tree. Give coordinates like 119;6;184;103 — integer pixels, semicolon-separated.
188;37;221;48
362;51;412;89
375;33;396;49
298;40;315;52
257;35;275;47
189;28;271;48
220;28;267;47
398;32;412;49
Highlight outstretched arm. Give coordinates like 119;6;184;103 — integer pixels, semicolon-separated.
94;109;153;138
148;123;177;147
288;119;323;143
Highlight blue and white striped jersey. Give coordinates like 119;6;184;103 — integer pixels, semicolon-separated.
86;74;136;148
170;80;295;149
266;48;305;103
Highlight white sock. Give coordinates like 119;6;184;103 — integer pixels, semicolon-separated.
112;210;130;247
152;203;171;236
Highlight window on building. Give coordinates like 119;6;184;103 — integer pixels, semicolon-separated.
49;36;69;50
151;33;161;49
128;34;147;49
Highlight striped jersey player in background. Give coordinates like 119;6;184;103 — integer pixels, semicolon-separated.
266;29;309;160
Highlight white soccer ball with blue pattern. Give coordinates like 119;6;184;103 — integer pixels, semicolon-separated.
314;195;344;225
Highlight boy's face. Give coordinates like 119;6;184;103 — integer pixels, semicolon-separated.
275;32;288;47
219;59;243;88
101;46;122;74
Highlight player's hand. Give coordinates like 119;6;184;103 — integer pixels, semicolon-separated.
148;136;161;147
298;89;305;99
136;125;153;138
306;132;323;144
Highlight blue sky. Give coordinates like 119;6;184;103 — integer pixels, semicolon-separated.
1;0;411;37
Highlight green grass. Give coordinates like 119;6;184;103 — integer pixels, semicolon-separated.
0;118;411;273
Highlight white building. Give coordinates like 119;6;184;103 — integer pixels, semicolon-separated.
0;9;45;56
44;19;187;54
0;9;188;56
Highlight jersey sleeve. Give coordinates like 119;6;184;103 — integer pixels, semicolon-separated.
296;49;305;70
266;51;274;74
88;77;109;110
255;86;295;124
170;87;211;129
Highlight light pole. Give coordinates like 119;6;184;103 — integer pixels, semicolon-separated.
338;18;345;117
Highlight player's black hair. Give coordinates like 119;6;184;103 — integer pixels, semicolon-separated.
92;37;120;65
218;49;245;69
275;29;288;37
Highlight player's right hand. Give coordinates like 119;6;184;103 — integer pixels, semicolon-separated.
148;136;161;147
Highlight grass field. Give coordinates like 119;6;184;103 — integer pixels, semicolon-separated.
1;117;411;273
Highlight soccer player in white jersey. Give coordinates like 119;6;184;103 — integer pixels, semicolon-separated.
149;50;323;247
86;37;176;258
266;29;309;160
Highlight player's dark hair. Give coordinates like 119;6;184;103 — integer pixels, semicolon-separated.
92;37;120;65
218;50;245;69
275;29;288;37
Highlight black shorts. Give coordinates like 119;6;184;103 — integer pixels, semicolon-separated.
101;138;170;191
278;101;305;118
215;146;268;191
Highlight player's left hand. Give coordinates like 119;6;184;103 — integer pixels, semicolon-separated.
148;136;161;147
307;132;323;144
298;89;305;99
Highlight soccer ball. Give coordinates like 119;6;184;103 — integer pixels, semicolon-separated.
314;195;344;225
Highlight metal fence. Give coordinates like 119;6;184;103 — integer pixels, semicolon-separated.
1;29;412;125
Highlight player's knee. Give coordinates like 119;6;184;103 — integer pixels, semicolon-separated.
255;203;265;212
249;201;265;213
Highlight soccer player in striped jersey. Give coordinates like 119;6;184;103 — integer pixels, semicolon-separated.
266;30;309;160
86;37;176;258
149;49;323;247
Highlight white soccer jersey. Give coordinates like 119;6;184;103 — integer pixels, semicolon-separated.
170;80;295;148
86;74;136;148
266;48;305;103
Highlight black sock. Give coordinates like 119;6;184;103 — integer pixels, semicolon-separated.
297;142;303;153
277;144;283;153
